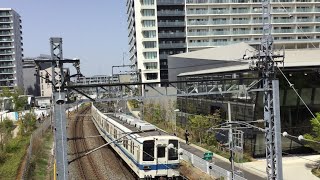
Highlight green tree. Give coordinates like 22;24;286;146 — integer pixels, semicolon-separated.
0;119;14;151
21;113;37;134
304;113;320;152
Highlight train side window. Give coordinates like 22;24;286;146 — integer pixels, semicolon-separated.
114;129;117;139
143;140;155;161
123;137;128;149
105;123;109;133
130;141;135;155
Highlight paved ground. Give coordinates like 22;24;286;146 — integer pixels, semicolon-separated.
243;155;320;180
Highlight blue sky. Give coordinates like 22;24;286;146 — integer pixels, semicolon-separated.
1;0;128;76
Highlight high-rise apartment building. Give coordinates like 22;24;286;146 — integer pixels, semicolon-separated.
0;8;23;89
127;0;320;83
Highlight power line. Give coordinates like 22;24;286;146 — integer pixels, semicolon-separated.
276;65;316;119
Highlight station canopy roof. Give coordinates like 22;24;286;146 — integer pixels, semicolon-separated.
175;43;320;77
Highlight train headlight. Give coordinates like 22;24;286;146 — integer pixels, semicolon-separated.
167;143;174;149
178;148;183;155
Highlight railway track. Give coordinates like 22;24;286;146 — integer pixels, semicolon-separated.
68;105;135;180
71;106;103;179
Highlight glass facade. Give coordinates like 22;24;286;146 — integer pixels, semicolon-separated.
177;67;320;157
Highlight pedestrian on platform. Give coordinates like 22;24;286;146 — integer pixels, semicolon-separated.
184;129;190;145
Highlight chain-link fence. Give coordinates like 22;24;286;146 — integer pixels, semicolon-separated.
180;150;247;180
21;117;52;180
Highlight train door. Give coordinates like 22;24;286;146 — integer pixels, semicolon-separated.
156;145;167;175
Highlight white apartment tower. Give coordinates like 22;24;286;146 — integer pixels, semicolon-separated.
0;8;23;89
126;0;320;83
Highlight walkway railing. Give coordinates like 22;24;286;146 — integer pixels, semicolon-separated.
181;150;246;180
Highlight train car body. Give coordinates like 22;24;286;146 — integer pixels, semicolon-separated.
91;105;180;179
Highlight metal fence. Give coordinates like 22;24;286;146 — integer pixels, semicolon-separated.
21;117;52;180
180;150;247;180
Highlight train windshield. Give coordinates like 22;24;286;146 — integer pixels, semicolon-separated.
168;140;178;160
143;140;155;161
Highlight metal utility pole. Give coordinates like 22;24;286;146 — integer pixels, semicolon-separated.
50;37;68;180
34;38;81;180
257;0;284;179
228;102;235;180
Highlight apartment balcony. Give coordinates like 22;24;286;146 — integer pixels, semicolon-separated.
159;42;186;49
296;18;313;23
212;20;229;25
299;28;314;32
0;12;11;17
273;29;295;33
252;30;263;34
188;41;229;47
296;8;313;13
232;30;251;34
252;19;263;24
187;21;210;25
0;69;14;74
157;10;185;16
157;0;185;5
231;9;250;14
187;10;208;15
0;19;12;23
0;45;13;49
0;50;13;55
0;58;13;61
212;31;230;35
272;9;293;13
0;38;13;42
231;20;250;24
273;19;294;23
0;32;13;36
209;9;230;14
158;32;185;38
0;76;15;81
0;63;14;68
0;25;12;29
158;21;185;27
188;31;211;36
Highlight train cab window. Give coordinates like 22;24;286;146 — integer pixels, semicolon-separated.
157;146;165;158
168;140;178;160
143;140;155;161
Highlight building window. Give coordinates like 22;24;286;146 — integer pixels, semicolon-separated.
146;73;158;80
142;30;156;38
143;41;157;48
143;52;157;59
144;62;157;70
141;0;154;5
142;20;155;27
142;9;155;16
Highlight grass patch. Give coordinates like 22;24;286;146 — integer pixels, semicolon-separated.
312;168;320;178
29;130;53;179
0;136;30;179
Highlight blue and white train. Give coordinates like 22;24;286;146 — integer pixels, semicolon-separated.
91;104;181;179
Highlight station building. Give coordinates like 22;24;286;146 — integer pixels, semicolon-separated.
168;42;320;156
